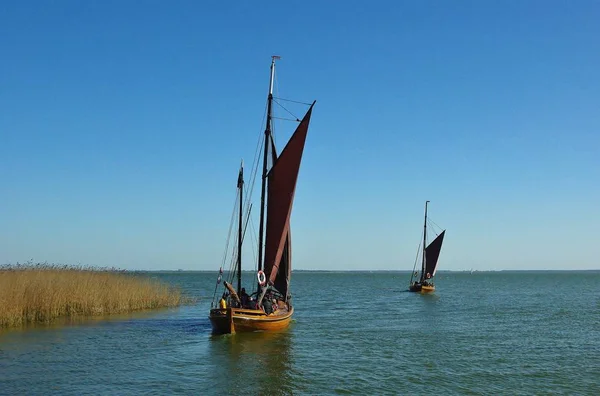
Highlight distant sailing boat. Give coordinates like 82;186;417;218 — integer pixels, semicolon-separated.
209;56;315;334
409;201;446;293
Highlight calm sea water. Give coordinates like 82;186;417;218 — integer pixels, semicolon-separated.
1;271;599;395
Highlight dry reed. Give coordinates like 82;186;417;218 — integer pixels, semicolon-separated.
0;262;190;328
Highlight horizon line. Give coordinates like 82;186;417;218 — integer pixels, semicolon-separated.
135;269;599;273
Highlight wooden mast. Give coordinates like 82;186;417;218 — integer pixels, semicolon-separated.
257;56;279;288
421;200;429;283
237;160;243;294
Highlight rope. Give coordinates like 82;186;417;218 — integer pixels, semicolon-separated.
271;107;277;147
212;189;239;306
226;195;241;285
236;93;267;283
273;99;300;122
427;218;443;237
409;230;424;284
272;116;300;122
245;101;267;213
219;189;238;269
210;268;223;309
273;70;279;147
249;211;258;270
273;96;313;106
228;243;237;284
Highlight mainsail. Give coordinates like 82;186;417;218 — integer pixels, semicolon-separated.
263;103;314;298
424;230;445;278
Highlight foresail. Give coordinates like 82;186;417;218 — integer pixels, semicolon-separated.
263;103;314;298
425;230;445;277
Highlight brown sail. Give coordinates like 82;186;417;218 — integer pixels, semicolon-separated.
263;103;314;298
424;230;445;278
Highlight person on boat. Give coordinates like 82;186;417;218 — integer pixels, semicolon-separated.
263;298;273;315
219;293;227;309
240;288;249;308
246;294;256;309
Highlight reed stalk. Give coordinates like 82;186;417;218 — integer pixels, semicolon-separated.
0;262;190;328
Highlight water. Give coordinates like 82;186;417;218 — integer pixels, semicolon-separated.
1;271;599;395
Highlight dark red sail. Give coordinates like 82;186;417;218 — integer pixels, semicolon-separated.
425;230;445;278
263;103;314;298
275;230;291;298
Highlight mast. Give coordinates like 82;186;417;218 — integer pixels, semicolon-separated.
421;200;429;282
257;56;279;280
237;160;243;294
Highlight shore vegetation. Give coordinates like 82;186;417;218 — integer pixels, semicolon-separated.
0;262;191;328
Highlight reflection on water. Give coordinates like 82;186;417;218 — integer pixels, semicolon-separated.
0;307;177;335
207;328;294;395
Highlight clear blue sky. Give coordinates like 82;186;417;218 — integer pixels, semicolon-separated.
1;1;598;271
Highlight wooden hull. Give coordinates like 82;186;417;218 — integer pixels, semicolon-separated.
408;283;435;293
209;306;294;335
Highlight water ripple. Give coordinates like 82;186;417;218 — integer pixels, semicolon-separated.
1;271;599;395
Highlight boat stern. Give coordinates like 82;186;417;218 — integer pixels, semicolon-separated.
408;282;436;293
209;308;235;334
420;284;435;293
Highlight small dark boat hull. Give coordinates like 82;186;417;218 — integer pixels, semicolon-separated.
408;282;435;293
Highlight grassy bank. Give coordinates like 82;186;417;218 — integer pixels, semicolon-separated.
0;263;190;328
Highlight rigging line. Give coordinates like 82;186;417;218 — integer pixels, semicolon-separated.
272;96;313;106
227;232;240;283
241;132;263;230
239;204;253;273
240;96;268;222
248;99;268;189
228;224;239;268
228;204;254;279
252;100;268;166
271;102;277;148
275;67;279;101
211;281;219;308
226;192;243;285
272;99;300;122
273;69;279;147
427;219;442;237
247;136;263;209
245;102;268;210
426;221;438;237
225;105;264;280
242;183;254;222
220;188;239;269
429;218;443;232
410;235;423;284
272;114;276;147
240;181;258;272
226;249;235;283
249;216;258;271
272;116;300;122
249;221;257;256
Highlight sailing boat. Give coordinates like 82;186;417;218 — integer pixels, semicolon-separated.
408;201;446;293
208;56;315;334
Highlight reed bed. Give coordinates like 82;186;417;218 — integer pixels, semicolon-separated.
0;262;191;328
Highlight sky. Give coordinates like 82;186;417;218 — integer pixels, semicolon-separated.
1;1;599;271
